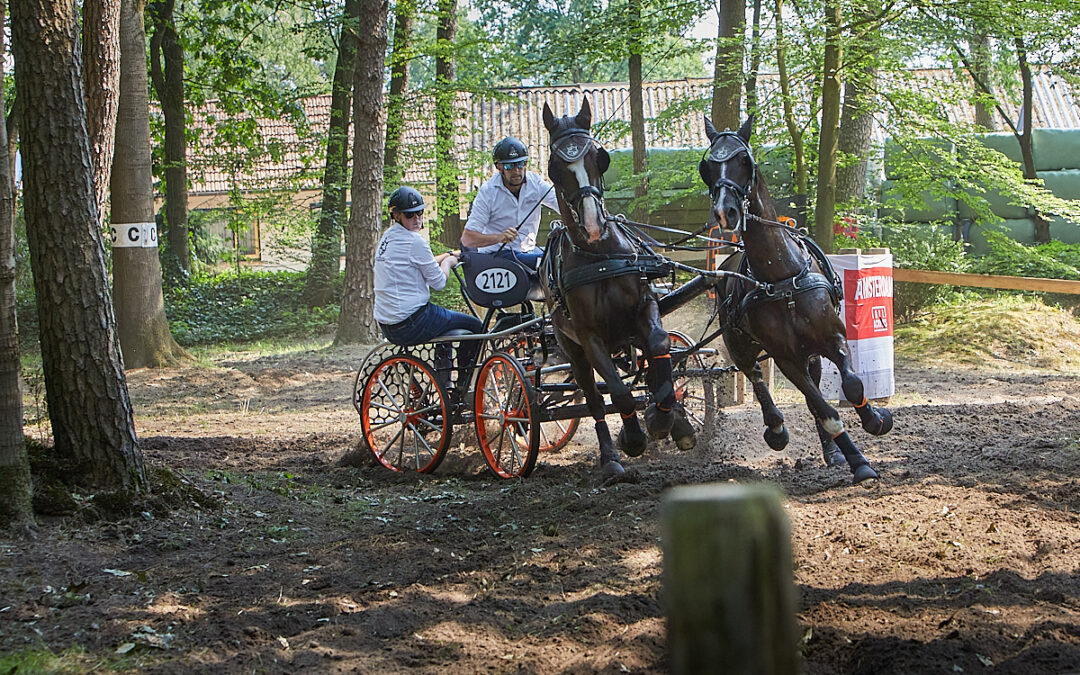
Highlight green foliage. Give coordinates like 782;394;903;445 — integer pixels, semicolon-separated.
970;230;1080;280
165;270;340;345
878;223;971;322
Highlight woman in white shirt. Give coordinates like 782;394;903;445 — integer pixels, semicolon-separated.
375;187;482;393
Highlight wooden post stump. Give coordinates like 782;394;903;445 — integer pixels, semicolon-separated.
662;483;799;675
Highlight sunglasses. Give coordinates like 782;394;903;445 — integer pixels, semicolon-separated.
402;210;424;219
500;159;527;170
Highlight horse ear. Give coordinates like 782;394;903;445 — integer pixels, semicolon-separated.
704;116;720;143
596;146;610;174
575;97;592;130
543;102;557;132
698;159;711;188
737;115;754;143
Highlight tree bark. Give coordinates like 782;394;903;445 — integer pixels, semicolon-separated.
970;27;995;130
384;0;414;187
1014;36;1050;243
149;0;190;272
814;0;843;253
629;0;648;222
745;0;762;115
710;0;744;131
775;0;806;195
336;0;387;345
305;0;359;308
434;0;460;247
0;0;34;531
82;0;121;230
11;0;147;492
835;9;877;208
112;0;188;368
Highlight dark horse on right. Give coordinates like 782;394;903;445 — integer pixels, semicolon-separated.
700;116;892;483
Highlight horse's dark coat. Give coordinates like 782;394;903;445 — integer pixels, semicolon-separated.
700;116;891;483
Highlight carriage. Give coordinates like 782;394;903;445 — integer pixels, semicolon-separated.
352;250;727;479
354;99;892;484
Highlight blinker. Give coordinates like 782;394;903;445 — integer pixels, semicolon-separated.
551;132;594;163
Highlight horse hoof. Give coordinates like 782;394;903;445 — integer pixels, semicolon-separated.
866;408;893;436
644;403;675;440
670;415;696;451
601;461;625;482
852;464;879;484
763;425;789;451
618;427;649;458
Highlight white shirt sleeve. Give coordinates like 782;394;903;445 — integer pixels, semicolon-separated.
413;237;447;291
464;182;494;235
540;179;560;213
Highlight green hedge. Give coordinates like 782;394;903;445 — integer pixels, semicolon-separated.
165;270;341;345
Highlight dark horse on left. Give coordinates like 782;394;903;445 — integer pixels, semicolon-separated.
539;98;694;481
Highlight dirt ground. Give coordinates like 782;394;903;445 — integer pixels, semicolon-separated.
2;332;1080;673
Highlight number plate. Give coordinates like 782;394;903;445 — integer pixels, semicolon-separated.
476;268;518;293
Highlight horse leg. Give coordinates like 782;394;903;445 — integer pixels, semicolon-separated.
772;356;879;484
809;355;845;466
822;338;894;436
560;337;625;479
726;333;788;451
581;337;649;459
639;308;678;441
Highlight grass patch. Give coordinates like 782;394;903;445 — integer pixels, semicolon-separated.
895;294;1080;372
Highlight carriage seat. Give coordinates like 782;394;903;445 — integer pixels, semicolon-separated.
459;251;535;309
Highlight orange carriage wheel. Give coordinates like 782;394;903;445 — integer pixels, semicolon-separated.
474;352;540;478
668;330;715;432
361;355;451;473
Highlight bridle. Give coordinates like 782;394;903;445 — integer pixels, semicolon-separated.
549;128;609;233
701;131;758;233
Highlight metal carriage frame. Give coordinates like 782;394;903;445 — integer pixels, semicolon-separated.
353;251;733;479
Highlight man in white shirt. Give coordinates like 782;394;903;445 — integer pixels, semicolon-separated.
461;137;560;270
375;186;482;394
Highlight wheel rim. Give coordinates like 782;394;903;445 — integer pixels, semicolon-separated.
670;331;713;431
361;355;451;473
475;353;539;478
533;366;581;452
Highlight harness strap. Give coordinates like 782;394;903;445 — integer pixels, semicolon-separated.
559;256;674;294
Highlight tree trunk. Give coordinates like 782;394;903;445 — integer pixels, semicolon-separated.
813;0;842;253
629;0;647;222
970;27;995;130
710;0;744;131
11;0;147;492
775;0;806;195
835;11;877;208
82;0;121;230
1014;36;1050;243
112;0;188;368
745;0;762;115
434;0;460;246
384;0;414;187
305;0;359;308
149;0;190;272
336;0;387;345
0;0;33;532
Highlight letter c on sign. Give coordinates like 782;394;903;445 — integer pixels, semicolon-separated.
128;226;141;243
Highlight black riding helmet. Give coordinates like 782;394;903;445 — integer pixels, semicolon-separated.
492;137;528;164
388;186;426;213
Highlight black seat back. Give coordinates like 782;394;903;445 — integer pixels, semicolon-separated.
460;252;530;308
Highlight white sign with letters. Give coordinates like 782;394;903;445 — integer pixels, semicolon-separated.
110;222;159;248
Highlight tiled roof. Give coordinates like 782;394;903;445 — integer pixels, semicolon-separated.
187;70;1080;198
